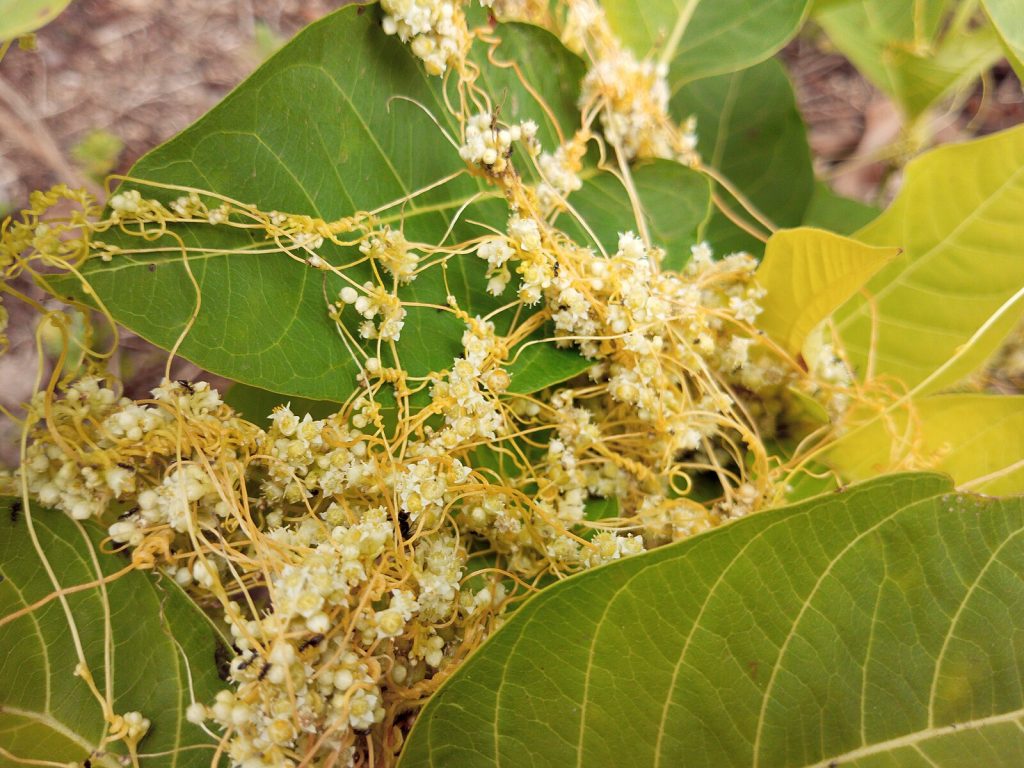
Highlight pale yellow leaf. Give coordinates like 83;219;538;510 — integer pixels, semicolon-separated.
834;125;1024;393
827;393;1024;495
755;227;897;355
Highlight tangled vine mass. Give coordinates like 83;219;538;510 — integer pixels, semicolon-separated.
1;2;868;766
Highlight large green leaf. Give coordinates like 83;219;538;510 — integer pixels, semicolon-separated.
672;59;814;255
56;11;591;402
816;0;998;119
982;0;1024;80
0;500;224;766
602;0;811;86
400;473;1024;767
827;394;1024;495
0;0;71;40
834;125;1024;393
561;160;713;270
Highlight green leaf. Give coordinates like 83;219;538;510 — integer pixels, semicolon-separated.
561;160;713;270
0;0;71;40
476;22;585;147
803;182;880;234
828;394;1024;495
584;494;619;522
816;0;998;118
0;501;224;766
400;473;1024;767
223;382;339;423
505;336;594;394
834;125;1024;393
816;0;951;93
887;26;1002;119
672;59;814;255
56;11;589;403
982;0;1024;80
602;0;811;86
756;227;897;355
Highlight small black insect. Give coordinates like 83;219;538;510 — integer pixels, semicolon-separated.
552;260;560;277
397;509;412;540
10;500;21;524
298;633;325;653
176;379;195;394
147;263;157;272
118;506;139;520
257;661;271;682
116;462;133;471
214;642;233;681
84;760;92;768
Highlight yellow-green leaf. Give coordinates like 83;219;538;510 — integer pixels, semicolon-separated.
827;394;1024;495
833;125;1024;392
756;227;897;356
982;0;1024;81
0;0;70;40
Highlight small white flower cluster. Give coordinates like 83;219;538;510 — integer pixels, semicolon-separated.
413;534;465;621
109;189;142;217
637;495;718;544
290;231;325;254
169;191;203;217
261;406;368;502
109;189;182;225
394;459;449;527
359;227;420;283
335;281;407;341
186;483;472;763
22;378;255;545
477;236;516;295
579;45;698;164
507;215;554;304
428;320;508;447
803;332;854;421
459;112;539;175
715;481;762;519
560;0;604;52
380;0;471;76
473;214;784;506
586;530;645;566
536;133;586;212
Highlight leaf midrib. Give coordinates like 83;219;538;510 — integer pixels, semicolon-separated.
805;708;1024;767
